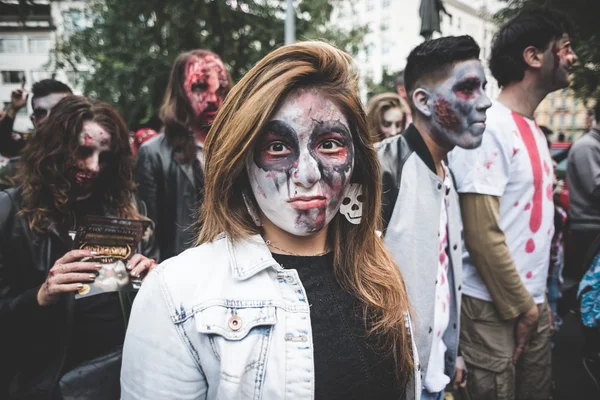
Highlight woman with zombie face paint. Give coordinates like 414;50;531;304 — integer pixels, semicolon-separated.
0;96;158;399
135;49;233;262
121;41;420;400
367;92;411;141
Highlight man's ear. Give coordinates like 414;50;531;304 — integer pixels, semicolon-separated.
412;88;432;118
523;45;545;69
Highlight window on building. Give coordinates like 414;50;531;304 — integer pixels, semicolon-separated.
1;71;26;84
0;38;24;53
64;9;86;32
549;114;554;127
560;113;565;127
572;111;577;128
382;0;390;7
382;40;391;55
381;17;390;31
28;38;51;53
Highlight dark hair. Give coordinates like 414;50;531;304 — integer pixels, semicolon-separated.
490;9;571;87
393;70;405;92
404;35;480;106
31;79;72;105
595;100;600;123
160;49;232;165
16;96;139;234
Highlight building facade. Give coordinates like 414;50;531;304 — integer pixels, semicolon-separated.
535;89;594;141
0;0;84;133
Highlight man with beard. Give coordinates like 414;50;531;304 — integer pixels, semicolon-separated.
135;50;232;262
448;10;577;399
377;35;492;399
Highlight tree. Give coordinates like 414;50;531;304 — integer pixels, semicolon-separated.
364;68;399;102
49;0;365;128
496;0;599;100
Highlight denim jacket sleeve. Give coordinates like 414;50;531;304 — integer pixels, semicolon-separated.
121;267;207;400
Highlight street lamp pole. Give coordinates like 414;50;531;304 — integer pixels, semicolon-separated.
285;0;295;45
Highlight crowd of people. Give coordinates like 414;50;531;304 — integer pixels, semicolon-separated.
0;7;598;400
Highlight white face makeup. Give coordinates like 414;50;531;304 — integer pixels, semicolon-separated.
31;92;69;126
414;59;492;149
71;121;112;194
246;89;354;236
380;107;404;138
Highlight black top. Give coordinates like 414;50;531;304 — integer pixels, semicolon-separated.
62;197;126;372
272;253;404;400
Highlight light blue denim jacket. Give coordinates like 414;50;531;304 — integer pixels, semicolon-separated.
121;233;420;400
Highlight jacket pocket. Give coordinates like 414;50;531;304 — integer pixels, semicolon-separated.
195;304;276;387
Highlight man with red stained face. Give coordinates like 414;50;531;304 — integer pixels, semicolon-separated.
377;35;490;400
135;49;232;262
449;10;576;399
183;53;229;140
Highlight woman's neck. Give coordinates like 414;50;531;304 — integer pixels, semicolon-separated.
261;219;329;256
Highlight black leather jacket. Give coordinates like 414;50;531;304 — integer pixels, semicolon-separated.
0;188;158;399
134;134;204;262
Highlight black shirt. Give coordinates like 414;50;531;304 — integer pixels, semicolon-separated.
62;197;126;372
272;253;404;400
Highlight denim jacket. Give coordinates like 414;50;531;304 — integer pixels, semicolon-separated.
121;233;420;400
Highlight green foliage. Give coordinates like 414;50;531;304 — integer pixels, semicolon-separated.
51;0;365;128
496;0;599;100
364;68;399;102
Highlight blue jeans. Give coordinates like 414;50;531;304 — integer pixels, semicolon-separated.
421;389;443;400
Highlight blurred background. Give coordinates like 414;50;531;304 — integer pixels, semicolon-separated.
0;0;597;139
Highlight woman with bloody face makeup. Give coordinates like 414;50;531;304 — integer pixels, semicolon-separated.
121;41;419;400
367;92;410;141
0;96;158;399
135;49;233;262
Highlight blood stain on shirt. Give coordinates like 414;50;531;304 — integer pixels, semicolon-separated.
525;238;536;253
546;184;553;201
543;160;550;176
524;203;531;211
513;113;543;235
526;271;533;279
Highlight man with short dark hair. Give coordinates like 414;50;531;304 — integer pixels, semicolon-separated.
0;78;72;157
568;100;600;277
378;35;491;399
449;9;577;399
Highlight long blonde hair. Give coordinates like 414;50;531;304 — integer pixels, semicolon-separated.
367;92;410;142
197;41;413;379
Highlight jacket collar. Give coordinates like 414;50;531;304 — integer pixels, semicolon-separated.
403;124;437;175
225;234;283;280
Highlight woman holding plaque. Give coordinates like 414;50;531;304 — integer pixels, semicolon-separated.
121;42;419;399
0;96;158;399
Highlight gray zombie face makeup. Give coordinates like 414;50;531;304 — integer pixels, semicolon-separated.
247;89;354;236
419;59;492;149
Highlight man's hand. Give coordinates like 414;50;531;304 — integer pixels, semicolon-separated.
6;89;28;119
452;356;468;391
513;303;540;363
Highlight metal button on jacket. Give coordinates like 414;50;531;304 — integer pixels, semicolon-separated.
228;315;242;331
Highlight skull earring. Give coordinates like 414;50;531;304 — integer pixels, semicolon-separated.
243;192;262;227
339;184;363;225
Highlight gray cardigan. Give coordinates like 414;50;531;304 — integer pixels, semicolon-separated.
376;125;463;391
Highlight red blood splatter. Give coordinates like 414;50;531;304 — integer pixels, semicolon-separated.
513;113;543;234
437;330;441;337
546;184;553;201
514;201;519;207
434;97;459;131
83;133;93;146
441;273;446;285
484;160;494;169
543;160;550;176
442;301;446;312
526;271;533;279
439;252;446;264
524;203;531;211
525;239;536;253
513;148;519;156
